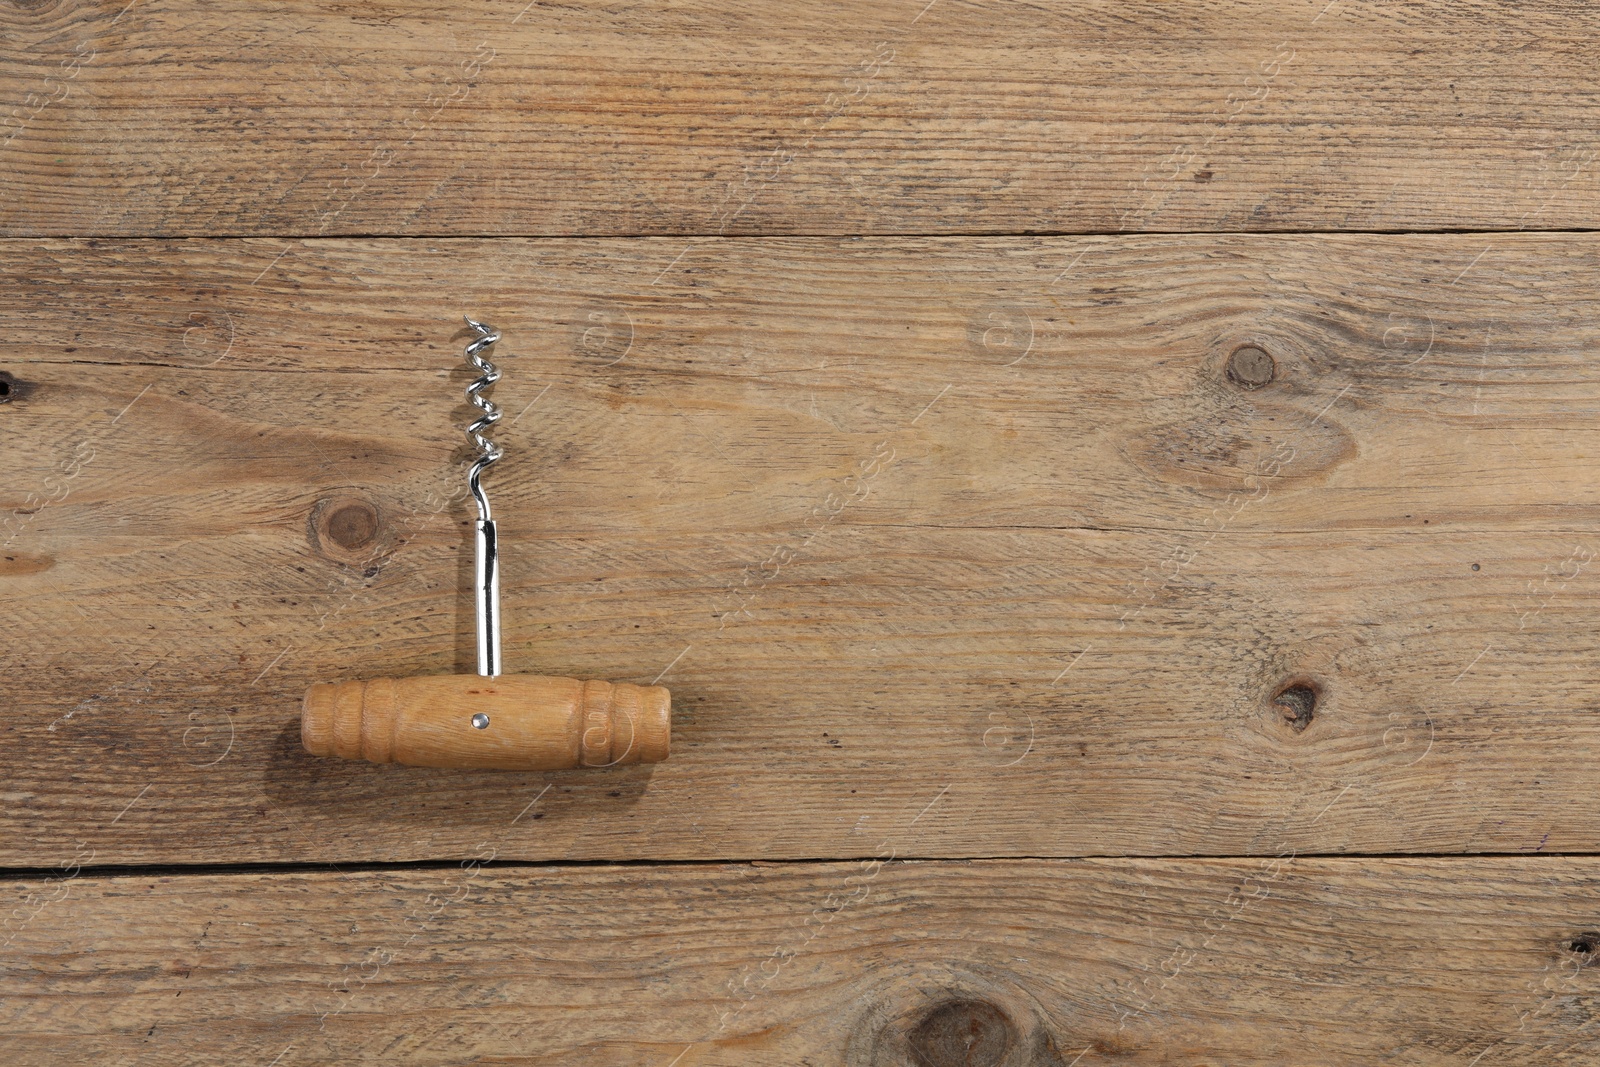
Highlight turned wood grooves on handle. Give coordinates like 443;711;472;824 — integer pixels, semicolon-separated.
301;674;671;770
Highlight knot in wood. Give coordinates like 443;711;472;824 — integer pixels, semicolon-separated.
1227;345;1276;389
907;999;1016;1067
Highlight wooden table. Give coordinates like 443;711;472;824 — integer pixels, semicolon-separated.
3;2;1599;1063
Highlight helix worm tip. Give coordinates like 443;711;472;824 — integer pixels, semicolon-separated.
463;319;507;520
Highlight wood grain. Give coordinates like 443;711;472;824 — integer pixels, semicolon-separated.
6;233;1600;865
2;1;1599;236
2;858;1598;1065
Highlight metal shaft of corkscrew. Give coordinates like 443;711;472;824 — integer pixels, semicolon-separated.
463;317;506;678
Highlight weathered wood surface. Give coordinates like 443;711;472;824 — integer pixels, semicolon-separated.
3;1;1599;237
6;233;1600;865
1;858;1598;1065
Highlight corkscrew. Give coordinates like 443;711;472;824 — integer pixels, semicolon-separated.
300;318;672;771
463;315;505;678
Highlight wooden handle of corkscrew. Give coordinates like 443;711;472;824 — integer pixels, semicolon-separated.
302;674;670;770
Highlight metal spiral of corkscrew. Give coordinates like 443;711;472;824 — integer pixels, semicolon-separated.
462;316;509;678
463;315;504;522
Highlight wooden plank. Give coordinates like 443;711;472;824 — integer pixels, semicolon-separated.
1;858;1598;1064
6;233;1600;865
3;1;1599;236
